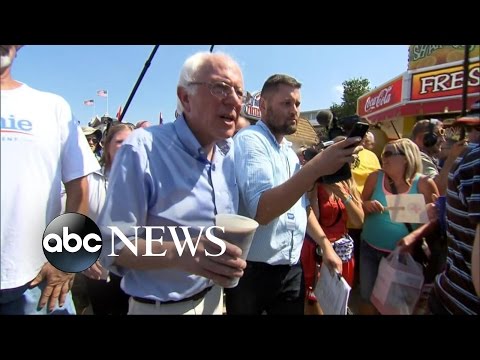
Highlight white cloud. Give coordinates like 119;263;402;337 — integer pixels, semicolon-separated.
332;85;343;102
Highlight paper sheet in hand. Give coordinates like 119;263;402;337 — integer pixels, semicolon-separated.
314;268;351;315
385;194;428;224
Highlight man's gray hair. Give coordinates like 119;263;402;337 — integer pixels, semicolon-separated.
176;52;240;116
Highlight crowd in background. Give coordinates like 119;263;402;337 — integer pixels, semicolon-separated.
1;45;478;315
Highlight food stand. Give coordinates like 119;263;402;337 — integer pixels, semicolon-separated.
357;45;479;142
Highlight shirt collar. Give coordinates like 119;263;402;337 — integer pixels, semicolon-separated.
174;114;232;162
258;120;292;149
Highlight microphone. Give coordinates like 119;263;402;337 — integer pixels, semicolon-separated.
316;110;334;128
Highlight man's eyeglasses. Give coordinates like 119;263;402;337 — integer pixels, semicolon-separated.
381;150;405;158
188;81;246;103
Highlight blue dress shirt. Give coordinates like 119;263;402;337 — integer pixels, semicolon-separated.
97;115;238;301
234;120;307;265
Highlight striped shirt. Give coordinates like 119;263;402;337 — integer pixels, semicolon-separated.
434;143;480;314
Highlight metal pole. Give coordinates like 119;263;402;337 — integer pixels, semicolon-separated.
119;45;160;122
390;120;401;139
461;45;470;116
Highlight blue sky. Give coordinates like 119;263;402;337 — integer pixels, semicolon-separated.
11;45;409;126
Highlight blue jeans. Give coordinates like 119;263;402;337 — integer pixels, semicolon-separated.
359;240;390;302
0;281;76;315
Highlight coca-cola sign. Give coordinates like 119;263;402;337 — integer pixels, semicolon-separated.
357;76;403;117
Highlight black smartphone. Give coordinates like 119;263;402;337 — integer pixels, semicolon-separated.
345;122;370;148
320;122;369;184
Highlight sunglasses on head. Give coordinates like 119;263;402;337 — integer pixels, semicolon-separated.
381;150;405;158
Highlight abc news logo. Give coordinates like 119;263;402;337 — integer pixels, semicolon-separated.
43;213;228;273
42;213;102;273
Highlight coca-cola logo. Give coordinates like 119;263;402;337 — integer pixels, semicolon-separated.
364;86;393;113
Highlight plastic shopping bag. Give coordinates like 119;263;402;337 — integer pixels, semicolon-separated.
370;248;424;315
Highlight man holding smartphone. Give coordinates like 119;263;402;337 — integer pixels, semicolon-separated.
226;74;363;315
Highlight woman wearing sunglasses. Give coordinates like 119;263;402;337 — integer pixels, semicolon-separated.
358;138;438;315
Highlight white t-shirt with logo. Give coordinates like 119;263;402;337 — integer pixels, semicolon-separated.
1;84;100;289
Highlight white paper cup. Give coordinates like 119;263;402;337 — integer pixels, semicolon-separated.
215;214;259;288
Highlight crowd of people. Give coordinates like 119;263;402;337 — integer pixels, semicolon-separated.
1;45;478;315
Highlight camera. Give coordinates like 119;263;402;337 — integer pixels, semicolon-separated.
302;147;319;162
305;120;369;184
328;115;346;140
302;145;346;184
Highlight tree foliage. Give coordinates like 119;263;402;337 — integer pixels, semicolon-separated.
330;78;371;119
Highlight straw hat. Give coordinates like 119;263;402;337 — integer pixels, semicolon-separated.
81;126;102;140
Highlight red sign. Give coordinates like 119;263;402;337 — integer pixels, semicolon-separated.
242;91;261;120
411;62;480;101
357;76;403;117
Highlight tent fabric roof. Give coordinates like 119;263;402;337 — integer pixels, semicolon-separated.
286;117;319;147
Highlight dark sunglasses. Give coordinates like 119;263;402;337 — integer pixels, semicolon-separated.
86;136;99;144
381;150;405;158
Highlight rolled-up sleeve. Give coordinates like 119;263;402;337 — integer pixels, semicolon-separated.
234;132;274;219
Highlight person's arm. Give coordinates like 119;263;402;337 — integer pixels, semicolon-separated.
308;184;320;220
418;175;439;205
113;235;246;288
323;180;364;228
64;176;89;215
434;140;468;195
472;223;480;297
361;171;384;214
397;220;438;251
306;209;342;274
31;178;84;311
254;138;362;225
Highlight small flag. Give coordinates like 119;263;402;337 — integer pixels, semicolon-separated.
159;112;163;125
97;89;108;97
116;105;123;121
84;99;94;106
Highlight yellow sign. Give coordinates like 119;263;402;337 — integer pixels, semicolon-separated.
408;45;479;70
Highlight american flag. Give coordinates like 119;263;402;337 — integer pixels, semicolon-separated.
97;89;108;97
84;99;94;106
